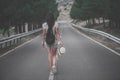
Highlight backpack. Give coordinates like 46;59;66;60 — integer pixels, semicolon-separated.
45;28;55;45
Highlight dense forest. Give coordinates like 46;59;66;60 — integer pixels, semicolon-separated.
0;0;59;36
70;0;120;28
1;0;120;37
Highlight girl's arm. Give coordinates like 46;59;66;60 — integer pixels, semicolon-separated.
41;28;46;47
55;27;64;46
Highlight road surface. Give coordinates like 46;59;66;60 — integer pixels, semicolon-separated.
0;23;120;80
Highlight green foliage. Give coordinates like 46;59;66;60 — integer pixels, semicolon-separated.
71;0;120;28
70;4;81;19
70;0;107;20
47;0;59;20
70;0;83;19
108;0;120;21
0;0;59;34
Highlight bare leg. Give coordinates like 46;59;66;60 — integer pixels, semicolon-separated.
46;47;53;70
52;47;57;66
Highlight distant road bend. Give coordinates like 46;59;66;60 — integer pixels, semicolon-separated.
0;23;120;80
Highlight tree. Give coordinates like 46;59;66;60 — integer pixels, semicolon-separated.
71;0;120;29
0;0;59;36
108;0;120;28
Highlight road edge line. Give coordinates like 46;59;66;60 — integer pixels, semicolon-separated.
71;27;120;56
0;36;39;58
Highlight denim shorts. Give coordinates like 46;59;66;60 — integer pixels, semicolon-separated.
45;40;58;48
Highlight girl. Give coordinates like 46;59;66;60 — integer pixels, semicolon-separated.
41;12;64;78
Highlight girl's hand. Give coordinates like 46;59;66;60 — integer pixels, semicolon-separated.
42;41;45;48
58;41;64;47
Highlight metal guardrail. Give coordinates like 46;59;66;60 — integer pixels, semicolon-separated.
0;28;42;48
72;23;120;44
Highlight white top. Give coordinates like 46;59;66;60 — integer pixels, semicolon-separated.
42;22;58;32
42;22;61;42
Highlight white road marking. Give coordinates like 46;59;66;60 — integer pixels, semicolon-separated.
0;36;39;58
1;26;120;58
71;27;120;56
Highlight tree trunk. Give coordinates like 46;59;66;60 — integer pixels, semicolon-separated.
116;21;119;28
109;20;111;27
86;20;88;25
28;23;32;31
18;25;22;33
98;18;100;24
7;30;10;37
92;18;95;25
25;23;28;33
109;20;114;28
88;19;91;25
23;24;25;32
15;26;18;34
103;17;105;27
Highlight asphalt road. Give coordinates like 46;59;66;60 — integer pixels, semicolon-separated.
0;23;120;80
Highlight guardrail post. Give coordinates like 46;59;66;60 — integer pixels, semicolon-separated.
13;39;16;44
20;37;22;43
17;38;19;44
5;42;7;47
10;41;12;46
0;44;2;49
0;28;41;52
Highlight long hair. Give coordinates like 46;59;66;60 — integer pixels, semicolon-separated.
46;12;55;31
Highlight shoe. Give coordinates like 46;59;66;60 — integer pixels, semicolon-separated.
52;66;57;74
49;71;54;80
